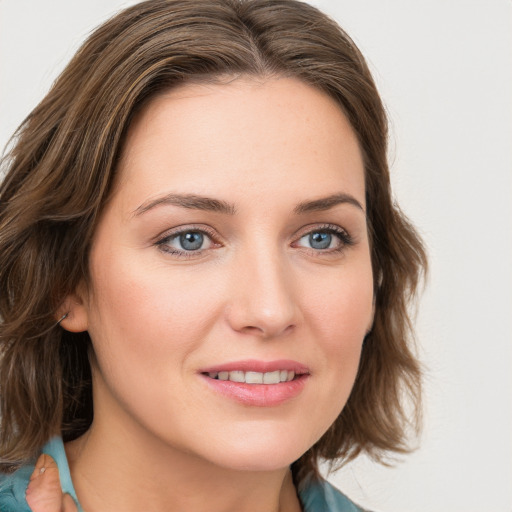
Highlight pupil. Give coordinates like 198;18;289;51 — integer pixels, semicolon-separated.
180;232;203;251
310;232;331;250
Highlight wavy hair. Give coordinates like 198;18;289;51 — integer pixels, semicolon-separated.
0;0;427;485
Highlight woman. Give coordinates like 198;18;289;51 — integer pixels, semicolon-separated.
0;1;427;511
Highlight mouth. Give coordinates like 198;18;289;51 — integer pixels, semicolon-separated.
199;360;310;406
203;370;298;384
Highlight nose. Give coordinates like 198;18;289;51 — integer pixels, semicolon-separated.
225;247;300;338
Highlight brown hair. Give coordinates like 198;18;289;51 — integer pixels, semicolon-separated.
0;0;427;485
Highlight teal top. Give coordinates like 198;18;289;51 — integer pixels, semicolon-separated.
0;437;365;511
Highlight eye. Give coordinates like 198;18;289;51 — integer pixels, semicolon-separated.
303;231;334;250
177;231;206;251
156;227;215;256
294;225;353;253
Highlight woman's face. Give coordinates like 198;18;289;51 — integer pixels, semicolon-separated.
71;77;374;471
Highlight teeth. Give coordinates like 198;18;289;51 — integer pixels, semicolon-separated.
229;370;245;383
263;370;280;384
207;370;297;384
245;371;264;384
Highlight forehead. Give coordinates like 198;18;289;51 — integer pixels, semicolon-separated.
115;77;365;209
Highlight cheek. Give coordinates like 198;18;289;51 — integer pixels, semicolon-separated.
296;336;367;448
84;257;222;430
295;259;373;433
311;267;372;384
304;259;374;347
85;253;222;373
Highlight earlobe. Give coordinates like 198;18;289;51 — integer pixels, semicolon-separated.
56;291;89;333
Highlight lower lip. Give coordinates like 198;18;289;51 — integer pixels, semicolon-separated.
200;374;309;407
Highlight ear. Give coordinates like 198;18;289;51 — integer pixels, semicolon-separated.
56;285;89;333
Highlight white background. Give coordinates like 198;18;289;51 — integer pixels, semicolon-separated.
1;1;511;511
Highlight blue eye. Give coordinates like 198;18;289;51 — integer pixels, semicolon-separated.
158;229;213;254
179;232;204;251
308;232;332;250
296;226;352;252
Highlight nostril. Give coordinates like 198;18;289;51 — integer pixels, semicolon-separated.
239;323;295;338
241;325;263;334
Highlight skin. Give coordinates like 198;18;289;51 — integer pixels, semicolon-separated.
25;454;77;512
42;76;374;512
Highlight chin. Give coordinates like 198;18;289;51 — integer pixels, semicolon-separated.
211;453;297;473
197;429;313;473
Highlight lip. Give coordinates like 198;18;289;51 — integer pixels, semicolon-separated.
199;359;310;407
200;359;309;374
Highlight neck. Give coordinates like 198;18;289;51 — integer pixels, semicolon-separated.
65;420;302;512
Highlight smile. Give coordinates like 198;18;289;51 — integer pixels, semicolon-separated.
200;360;310;406
206;370;296;384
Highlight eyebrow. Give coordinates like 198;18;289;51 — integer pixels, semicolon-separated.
293;193;365;214
133;193;237;216
133;192;364;217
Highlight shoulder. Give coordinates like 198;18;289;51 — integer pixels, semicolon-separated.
0;464;34;512
299;477;370;512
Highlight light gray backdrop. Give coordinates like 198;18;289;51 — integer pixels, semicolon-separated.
1;1;511;511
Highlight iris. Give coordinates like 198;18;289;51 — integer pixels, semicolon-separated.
180;232;204;251
309;232;331;250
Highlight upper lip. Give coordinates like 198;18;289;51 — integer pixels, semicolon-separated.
199;359;310;375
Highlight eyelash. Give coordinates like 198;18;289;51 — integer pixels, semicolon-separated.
155;224;219;259
294;224;354;255
155;223;354;259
